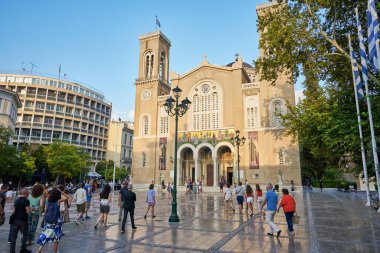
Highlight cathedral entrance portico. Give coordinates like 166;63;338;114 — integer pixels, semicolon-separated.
216;142;234;186
178;145;196;185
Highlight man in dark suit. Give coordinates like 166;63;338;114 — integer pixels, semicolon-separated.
121;184;137;233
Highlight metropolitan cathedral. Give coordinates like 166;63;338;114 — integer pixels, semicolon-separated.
131;2;301;187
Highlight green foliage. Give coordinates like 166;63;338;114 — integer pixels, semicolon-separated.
44;141;91;181
311;180;357;190
95;160;114;178
255;0;380;179
103;163;128;182
0;125;13;145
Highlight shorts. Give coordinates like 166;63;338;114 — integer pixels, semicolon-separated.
257;196;263;202
246;197;253;203
237;196;244;205
100;205;110;214
86;200;91;209
77;203;85;213
148;201;155;206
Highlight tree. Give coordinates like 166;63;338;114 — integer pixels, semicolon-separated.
255;0;380;179
95;160;114;178
44;141;91;184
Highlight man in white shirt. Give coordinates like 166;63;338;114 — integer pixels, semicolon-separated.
73;183;87;225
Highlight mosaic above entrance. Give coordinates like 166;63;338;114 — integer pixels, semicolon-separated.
178;128;235;147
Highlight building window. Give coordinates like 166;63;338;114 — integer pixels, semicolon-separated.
160;107;169;134
245;96;259;128
278;149;284;165
159;51;166;79
141;152;146;167
271;100;285;127
145;52;154;78
141;114;150;136
192;83;220;130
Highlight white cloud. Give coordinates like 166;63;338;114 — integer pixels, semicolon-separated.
111;109;135;121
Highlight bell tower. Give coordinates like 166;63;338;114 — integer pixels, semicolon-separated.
132;31;171;184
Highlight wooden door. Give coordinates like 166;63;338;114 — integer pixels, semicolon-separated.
207;164;213;186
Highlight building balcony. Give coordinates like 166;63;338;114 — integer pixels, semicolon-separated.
37;94;46;99
26;93;36;98
24;107;33;111
43;123;53;128
56;111;64;115
54;124;63;129
67;99;74;104
242;82;260;94
47;96;56;101
64;126;72;130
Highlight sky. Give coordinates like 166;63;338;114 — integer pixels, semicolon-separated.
0;0;300;121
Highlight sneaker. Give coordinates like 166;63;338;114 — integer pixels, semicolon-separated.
277;230;282;238
94;225;98;230
267;233;274;236
120;230;125;233
144;215;147;219
117;218;121;222
233;209;236;213
152;215;156;218
75;219;79;225
132;226;137;229
85;216;91;219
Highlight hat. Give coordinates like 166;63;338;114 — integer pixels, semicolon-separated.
128;184;133;189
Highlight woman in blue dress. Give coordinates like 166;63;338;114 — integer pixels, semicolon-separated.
36;188;63;253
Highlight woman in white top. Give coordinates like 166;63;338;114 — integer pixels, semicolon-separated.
224;183;235;213
95;184;112;229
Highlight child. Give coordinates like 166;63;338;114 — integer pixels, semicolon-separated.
144;184;156;218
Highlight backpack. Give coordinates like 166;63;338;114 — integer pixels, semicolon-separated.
45;201;59;224
0;198;5;226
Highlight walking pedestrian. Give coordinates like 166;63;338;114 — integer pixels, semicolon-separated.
95;184;111;229
224;183;235;213
255;184;263;212
36;188;63;253
245;184;254;216
167;182;172;199
121;184;137;232
144;184;156;218
261;185;281;238
277;188;296;235
73;183;86;225
219;179;224;194
0;184;8;210
199;180;203;194
9;188;31;253
319;180;323;192
235;182;245;214
58;187;70;236
118;181;128;221
27;184;45;245
84;181;93;219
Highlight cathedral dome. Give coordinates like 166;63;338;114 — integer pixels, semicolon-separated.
226;61;253;69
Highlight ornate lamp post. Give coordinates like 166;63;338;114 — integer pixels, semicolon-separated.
164;86;191;222
231;130;246;183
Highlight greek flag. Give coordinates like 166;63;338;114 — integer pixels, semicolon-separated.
348;36;365;100
156;15;161;28
367;0;380;71
355;7;367;99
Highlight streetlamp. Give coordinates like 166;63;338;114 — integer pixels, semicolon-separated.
163;86;191;223
230;130;245;184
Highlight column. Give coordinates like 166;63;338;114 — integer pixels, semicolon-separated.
213;157;218;186
194;156;199;181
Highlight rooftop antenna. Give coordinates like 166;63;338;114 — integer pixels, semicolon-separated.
29;61;37;75
21;62;27;72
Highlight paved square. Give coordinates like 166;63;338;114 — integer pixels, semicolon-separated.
1;189;379;252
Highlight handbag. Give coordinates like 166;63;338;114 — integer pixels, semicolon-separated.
59;202;66;212
292;213;300;224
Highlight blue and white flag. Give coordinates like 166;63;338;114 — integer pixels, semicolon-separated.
355;7;367;99
156;15;161;28
348;36;365;99
367;0;380;71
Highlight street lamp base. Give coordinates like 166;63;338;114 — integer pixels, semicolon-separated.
169;214;180;223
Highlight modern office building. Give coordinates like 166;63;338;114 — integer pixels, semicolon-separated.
106;120;134;170
131;1;301;186
0;73;112;160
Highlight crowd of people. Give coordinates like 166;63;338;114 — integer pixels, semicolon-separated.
0;177;299;252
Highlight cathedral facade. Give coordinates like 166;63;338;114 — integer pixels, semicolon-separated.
131;3;301;187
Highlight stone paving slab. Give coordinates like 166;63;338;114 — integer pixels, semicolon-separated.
1;189;380;252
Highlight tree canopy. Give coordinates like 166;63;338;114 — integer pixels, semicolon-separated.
255;0;380;179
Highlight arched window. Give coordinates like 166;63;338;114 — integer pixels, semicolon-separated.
245;96;259;128
191;83;222;130
145;52;154;78
141;114;150;136
159;51;166;79
141;152;146;167
272;100;284;127
159;107;169;134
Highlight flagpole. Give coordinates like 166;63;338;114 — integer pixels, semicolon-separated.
349;31;370;206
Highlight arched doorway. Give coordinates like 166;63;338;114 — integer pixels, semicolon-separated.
217;145;233;185
198;146;214;186
180;148;195;185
